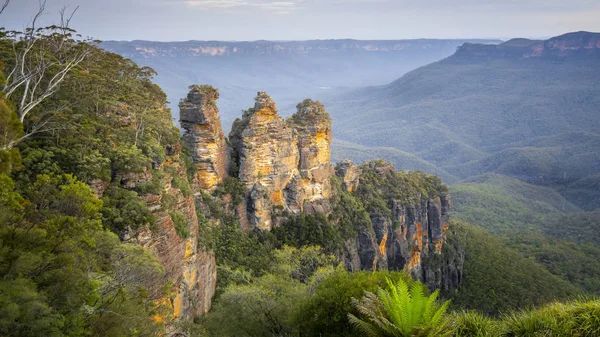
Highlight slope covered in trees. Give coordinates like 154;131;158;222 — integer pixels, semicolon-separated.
325;32;600;212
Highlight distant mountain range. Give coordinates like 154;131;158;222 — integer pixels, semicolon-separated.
326;31;600;210
101;38;501;129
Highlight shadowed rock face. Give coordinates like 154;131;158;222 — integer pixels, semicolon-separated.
229;93;333;230
123;144;216;326
180;85;229;191
230;92;300;229
337;160;458;291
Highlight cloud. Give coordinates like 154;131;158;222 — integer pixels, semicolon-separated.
184;0;298;14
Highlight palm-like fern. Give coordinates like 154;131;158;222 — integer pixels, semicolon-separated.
348;278;452;337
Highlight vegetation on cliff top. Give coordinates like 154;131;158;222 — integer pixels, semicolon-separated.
0;16;189;334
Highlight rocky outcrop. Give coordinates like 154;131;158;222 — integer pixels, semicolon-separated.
335;159;360;192
229;93;333;230
123;145;216;326
229;92;300;230
180;85;229;191
338;160;458;290
287;99;334;215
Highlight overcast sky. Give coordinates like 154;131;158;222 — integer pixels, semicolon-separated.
2;0;599;41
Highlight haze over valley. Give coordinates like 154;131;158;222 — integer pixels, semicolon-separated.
2;1;600;336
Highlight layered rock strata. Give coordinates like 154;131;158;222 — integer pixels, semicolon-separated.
229;93;333;229
339;160;458;290
122;144;216;326
180;85;229;191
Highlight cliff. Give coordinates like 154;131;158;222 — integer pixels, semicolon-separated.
454;31;600;61
120;144;216;327
180;85;229;191
229;92;333;230
181;87;460;291
102;39;503;58
338;160;460;290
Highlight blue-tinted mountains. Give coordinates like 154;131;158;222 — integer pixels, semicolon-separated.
325;31;600;210
101;38;500;129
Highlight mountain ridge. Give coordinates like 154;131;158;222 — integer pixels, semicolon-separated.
325;31;600;206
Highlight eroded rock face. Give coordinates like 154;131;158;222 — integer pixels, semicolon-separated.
287;99;334;215
229;93;333;230
180;85;229;191
335;159;360;192
230;92;300;229
340;161;458;290
125;146;216;326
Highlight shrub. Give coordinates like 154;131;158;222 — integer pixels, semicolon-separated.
349;278;453;337
500;300;600;337
295;270;415;337
452;311;499;337
170;212;190;239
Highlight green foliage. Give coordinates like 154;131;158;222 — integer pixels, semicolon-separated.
0;27;186;336
504;233;600;294
0;278;63;337
499;300;600;337
203;246;336;337
445;221;580;315
452;311;499;337
273;213;344;254
349;278;452;337
102;185;155;233
171;211;191;239
450;173;579;234
172;175;192;197
213;177;246;207
0;173;165;336
451;300;600;336
204;274;307;337
296;269;416;337
329;175;373;239
451;174;600;296
212;220;275;294
271;246;336;283
357;160;447;218
110;145;151;173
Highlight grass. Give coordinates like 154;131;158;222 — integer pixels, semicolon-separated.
452;300;600;337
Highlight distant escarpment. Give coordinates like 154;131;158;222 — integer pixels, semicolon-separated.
181;87;461;290
455;31;600;60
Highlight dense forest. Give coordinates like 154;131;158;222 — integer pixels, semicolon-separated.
1;5;600;337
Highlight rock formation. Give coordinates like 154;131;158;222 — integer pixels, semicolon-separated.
123;143;216;325
335;159;360;192
180;85;229;191
288;99;334;214
178;87;461;299
229;92;300;229
338;160;459;290
229;93;333;229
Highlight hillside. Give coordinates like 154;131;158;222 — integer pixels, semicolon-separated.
1;29;594;336
325;31;600;210
101;38;500;129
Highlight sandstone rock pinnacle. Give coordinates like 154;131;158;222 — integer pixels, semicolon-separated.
180;85;229;191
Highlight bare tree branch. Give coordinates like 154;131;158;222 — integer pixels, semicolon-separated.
0;0;92;150
0;0;9;16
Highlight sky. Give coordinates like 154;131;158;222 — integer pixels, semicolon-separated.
1;0;600;41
